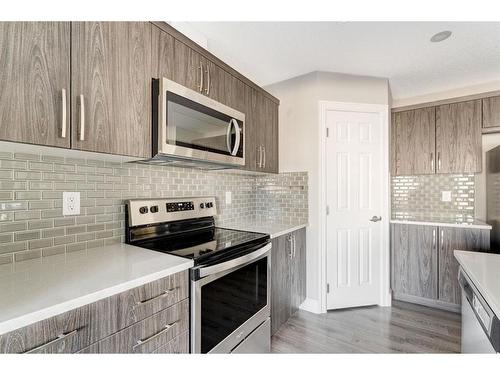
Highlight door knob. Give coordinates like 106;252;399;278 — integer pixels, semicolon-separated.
370;216;382;222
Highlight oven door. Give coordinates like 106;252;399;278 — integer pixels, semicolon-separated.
156;78;245;166
191;243;271;353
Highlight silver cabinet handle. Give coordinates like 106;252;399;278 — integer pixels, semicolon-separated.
293;235;296;258
61;88;67;138
432;229;436;247
370;216;382;222
437;152;441;171
259;146;264;168
440;229;444;247
430;152;434;172
132;320;179;351
134;287;178;308
204;65;211;96
25;329;78;354
198;63;204;93
79;94;85;141
287;235;293;258
263;146;266;169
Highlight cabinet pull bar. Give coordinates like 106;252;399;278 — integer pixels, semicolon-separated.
204;66;210;96
440;229;444;246
132;320;179;351
25;329;78;354
198;64;204;93
134;287;178;308
432;229;436;247
61;89;67;138
437;152;441;171
430;152;434;172
259;146;264;168
263;146;266;169
79;94;85;141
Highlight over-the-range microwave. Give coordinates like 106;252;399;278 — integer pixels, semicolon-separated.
149;77;245;169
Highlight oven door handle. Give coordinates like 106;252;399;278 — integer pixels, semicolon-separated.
198;243;271;278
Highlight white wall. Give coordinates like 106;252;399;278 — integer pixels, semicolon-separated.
266;72;390;309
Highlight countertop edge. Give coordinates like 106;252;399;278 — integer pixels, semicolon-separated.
454;250;500;319
390;219;492;230
0;259;193;336
269;224;308;239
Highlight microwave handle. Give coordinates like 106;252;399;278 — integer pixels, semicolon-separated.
226;118;241;156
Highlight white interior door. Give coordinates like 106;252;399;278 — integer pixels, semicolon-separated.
326;107;385;310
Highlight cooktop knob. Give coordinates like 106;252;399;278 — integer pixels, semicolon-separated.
139;206;148;214
200;203;205;209
150;205;159;213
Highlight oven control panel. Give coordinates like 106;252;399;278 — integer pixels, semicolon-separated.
166;201;194;212
126;197;217;227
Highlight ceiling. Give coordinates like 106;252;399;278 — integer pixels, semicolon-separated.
185;22;500;100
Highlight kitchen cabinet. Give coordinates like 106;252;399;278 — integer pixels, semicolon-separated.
391;224;438;300
152;24;175;81
391;107;436;175
0;22;71;148
436;100;482;174
482;96;500;129
391;223;490;311
173;39;204;94
0;270;189;354
438;227;490;305
71;22;152;158
271;228;306;335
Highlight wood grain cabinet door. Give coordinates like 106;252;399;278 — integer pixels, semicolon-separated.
290;229;306;314
152;24;175;80
173;39;203;93
391;224;438;300
257;94;279;174
0;22;70;148
244;85;260;172
436;100;482;174
71;22;152;158
271;235;292;335
392;107;436;175
438;227;490;305
482;96;500;129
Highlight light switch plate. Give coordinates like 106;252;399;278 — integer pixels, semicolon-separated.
225;191;232;205
441;191;452;202
63;192;80;215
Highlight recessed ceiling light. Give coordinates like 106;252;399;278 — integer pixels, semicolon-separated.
430;30;452;43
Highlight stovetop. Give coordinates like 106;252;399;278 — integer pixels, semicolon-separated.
134;227;269;266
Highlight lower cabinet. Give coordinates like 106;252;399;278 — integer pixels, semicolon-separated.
0;270;190;354
271;228;306;335
391;223;490;311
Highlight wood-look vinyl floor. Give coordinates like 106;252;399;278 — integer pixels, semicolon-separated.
271;300;461;353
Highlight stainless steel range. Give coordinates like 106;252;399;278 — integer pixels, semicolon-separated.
125;197;271;353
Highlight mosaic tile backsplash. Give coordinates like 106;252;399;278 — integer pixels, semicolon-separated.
391;174;475;222
0;151;308;264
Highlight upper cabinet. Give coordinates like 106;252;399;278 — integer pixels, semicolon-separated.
0;22;71;148
482;96;500;129
392;107;436;175
71;22;152;158
391;99;482;175
435;100;481;174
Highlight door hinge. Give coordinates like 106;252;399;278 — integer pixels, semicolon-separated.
327;283;330;293
326;127;330;137
326;205;330;215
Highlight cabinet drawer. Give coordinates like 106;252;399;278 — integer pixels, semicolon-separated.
0;305;90;354
95;299;189;353
89;270;188;342
152;331;189;354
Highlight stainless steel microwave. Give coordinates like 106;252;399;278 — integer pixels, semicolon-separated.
150;78;245;168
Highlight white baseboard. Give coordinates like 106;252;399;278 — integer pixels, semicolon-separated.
299;298;322;314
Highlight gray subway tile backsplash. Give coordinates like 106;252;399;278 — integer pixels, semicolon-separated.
392;174;475;222
0;151;308;263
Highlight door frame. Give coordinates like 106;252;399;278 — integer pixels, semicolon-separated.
318;100;391;313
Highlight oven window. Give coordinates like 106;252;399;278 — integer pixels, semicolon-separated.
166;92;243;157
200;256;267;353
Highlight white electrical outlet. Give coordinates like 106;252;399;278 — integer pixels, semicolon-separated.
63;192;80;216
225;191;232;205
441;191;452;202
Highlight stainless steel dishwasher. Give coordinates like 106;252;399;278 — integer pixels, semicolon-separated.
459;268;499;353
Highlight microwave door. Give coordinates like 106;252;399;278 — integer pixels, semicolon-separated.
156;78;245;167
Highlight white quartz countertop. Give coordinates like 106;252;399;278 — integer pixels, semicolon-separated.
454;250;500;318
0;243;193;335
221;221;307;239
390;218;492;230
